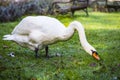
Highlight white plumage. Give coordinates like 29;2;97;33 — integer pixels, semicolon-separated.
3;16;100;60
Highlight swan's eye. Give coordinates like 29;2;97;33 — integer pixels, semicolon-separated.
91;50;100;60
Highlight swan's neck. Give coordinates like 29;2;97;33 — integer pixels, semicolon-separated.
61;21;96;55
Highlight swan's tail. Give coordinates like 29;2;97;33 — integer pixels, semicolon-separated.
3;34;14;40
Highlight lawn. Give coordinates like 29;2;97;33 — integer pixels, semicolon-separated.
0;12;120;80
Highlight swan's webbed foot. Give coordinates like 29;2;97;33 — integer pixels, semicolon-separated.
35;48;39;58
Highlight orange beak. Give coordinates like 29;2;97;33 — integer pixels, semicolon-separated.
92;52;100;60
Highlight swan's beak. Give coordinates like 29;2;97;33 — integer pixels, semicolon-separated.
92;52;100;60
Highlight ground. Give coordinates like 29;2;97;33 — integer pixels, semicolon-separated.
0;12;120;80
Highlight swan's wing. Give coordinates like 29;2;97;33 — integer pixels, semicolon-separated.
12;16;40;34
12;16;66;35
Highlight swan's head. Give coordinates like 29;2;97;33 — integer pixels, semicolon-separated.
85;46;100;60
91;50;100;60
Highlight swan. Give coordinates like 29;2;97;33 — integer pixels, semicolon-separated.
3;16;100;60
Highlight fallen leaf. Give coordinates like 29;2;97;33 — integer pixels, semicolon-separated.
89;62;97;67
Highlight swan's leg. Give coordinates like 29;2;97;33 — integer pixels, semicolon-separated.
35;48;39;58
45;46;49;58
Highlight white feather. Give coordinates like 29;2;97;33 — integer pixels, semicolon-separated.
3;35;14;40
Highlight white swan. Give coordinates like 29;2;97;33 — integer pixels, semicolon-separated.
3;16;100;60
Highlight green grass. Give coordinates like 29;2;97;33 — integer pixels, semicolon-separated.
0;12;120;80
